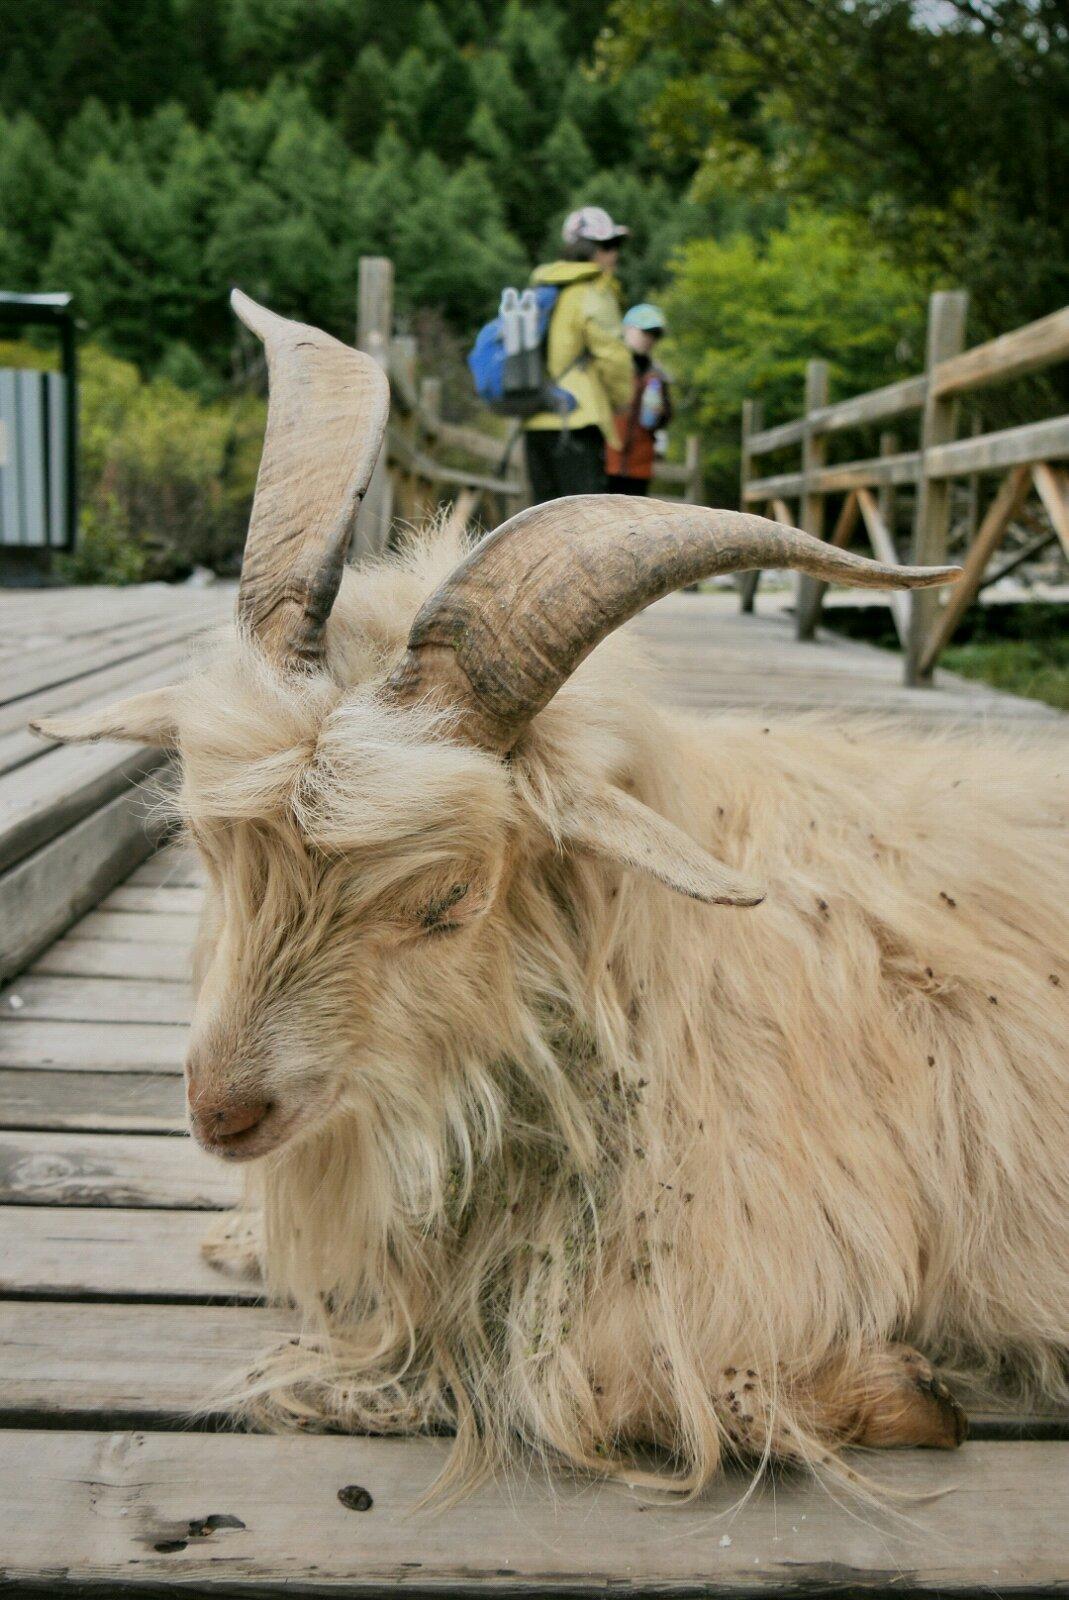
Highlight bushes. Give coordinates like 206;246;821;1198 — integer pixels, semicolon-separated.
1;338;264;581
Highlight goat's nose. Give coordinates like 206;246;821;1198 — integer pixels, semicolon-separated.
193;1096;270;1143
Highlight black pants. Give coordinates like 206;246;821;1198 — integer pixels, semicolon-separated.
607;474;650;496
525;426;607;504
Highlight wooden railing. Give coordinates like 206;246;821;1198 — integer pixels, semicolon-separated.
739;292;1069;683
354;256;704;555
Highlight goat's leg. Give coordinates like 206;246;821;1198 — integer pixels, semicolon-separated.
201;1209;263;1281
713;1342;968;1458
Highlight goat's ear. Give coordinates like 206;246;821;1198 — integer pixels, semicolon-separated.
30;685;179;748
559;784;766;907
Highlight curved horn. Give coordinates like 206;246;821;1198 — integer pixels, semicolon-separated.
232;290;390;667
385;495;961;752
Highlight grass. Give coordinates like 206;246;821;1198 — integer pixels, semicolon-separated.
822;600;1069;712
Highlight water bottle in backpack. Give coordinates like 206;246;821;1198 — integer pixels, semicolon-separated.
467;285;579;418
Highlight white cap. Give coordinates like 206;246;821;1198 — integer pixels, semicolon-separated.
562;205;630;246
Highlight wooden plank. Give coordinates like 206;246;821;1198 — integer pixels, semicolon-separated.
0;1300;281;1417
101;884;203;914
0;602;211;708
933;305;1069;398
0;781;169;983
70;908;199;943
809;372;927;434
0;1067;184;1130
0;741;164;872
919;466;1034;675
4;1431;1069;1592
926;412;1069;479
795;359;828;640
128;844;203;887
743;468;806;500
856;487;909;642
747;415;807;454
0;1130;236;1207
908;290;969;684
0;1215;260;1301
1;975;192;1025
0;1019;186;1071
814;449;923;494
31;937;191;981
746;451;922;501
794;491;860;637
1032;461;1069;560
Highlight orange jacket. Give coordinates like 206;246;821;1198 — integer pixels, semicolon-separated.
605;360;672;478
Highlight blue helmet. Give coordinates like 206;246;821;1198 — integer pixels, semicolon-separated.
623;302;666;333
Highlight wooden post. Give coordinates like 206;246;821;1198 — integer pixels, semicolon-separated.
877;431;898;540
419;376;442;435
738;399;762;612
907;289;968;684
795;359;829;639
683;434;704;505
354;257;394;555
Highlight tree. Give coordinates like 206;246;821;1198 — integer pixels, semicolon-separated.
662;209;927;500
605;0;1069;333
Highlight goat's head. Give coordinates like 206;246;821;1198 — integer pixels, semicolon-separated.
32;293;961;1162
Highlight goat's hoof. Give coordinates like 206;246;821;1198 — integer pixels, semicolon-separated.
201;1209;263;1281
855;1345;968;1451
913;1370;969;1448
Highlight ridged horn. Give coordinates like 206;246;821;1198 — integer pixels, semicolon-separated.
231;290;390;667
385;495;961;753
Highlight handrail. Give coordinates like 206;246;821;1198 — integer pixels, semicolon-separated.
739;291;1069;683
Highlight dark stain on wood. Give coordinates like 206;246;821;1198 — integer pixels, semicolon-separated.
338;1483;374;1511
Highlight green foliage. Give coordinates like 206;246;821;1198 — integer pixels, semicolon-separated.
604;0;1069;339
662;210;927;501
0;0;673;368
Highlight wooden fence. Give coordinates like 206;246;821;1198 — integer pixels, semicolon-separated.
739;292;1069;683
353;256;704;555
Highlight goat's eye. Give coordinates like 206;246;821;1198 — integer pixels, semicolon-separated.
419;882;469;936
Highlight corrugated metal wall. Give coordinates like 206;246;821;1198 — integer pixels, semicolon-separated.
0;369;70;548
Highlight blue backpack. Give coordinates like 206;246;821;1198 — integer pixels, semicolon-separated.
468;285;578;418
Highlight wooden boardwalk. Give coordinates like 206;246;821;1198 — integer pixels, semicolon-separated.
1;581;1067;1594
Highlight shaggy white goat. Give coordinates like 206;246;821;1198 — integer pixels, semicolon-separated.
36;296;1068;1496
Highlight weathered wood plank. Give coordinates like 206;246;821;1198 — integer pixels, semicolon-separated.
926;412;1069;479
0;1130;235;1207
128;844;203;887
0;1018;187;1071
3;1430;1068;1592
933;305;1069;398
0;740;164;873
0;781;169;983
0;1067;185;1129
810;372;927;434
30;937;191;981
0;1300;278;1416
101;884;204;914
0;1206;260;1300
1;975;192;1024
70;908;199;943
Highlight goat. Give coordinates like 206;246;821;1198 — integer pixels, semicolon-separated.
35;294;1069;1496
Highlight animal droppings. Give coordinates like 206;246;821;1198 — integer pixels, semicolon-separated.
988;995;999;1005
1049;974;1061;986
927;1055;936;1067
154;1540;188;1554
188;1513;246;1536
338;1484;374;1512
940;891;958;907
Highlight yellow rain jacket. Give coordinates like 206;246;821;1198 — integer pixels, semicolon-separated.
523;261;634;447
